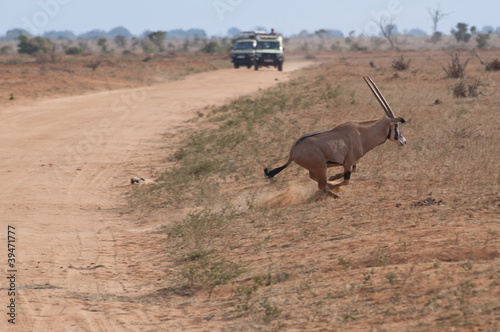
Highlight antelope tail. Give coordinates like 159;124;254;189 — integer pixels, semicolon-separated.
264;160;291;178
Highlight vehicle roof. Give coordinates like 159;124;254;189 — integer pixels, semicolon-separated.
255;34;282;42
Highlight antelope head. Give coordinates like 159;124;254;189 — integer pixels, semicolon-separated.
364;76;407;146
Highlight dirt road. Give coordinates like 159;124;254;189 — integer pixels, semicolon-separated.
0;63;309;331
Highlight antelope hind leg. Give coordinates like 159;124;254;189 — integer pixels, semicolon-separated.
313;168;340;199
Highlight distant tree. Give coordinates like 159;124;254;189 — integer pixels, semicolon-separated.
140;39;156;54
78;41;91;54
345;30;356;43
315;29;328;38
427;6;450;42
114;35;127;48
430;32;443;43
375;16;397;49
97;38;111;54
475;33;490;49
452;23;473;43
6;29;31;41
18;35;54;54
147;31;167;52
65;46;84;55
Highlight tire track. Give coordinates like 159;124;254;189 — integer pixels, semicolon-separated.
0;63;310;331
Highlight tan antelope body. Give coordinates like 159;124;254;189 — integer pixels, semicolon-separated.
264;77;406;199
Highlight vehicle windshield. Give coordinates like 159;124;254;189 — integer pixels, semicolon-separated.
256;41;281;50
233;41;254;50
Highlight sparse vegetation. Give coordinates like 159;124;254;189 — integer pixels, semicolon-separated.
442;53;470;78
475;33;490;49
147;30;167;52
2;37;499;330
452;23;475;43
476;53;500;71
200;40;226;53
127;49;500;330
453;78;485;98
17;35;54;54
392;55;411;71
64;46;84;55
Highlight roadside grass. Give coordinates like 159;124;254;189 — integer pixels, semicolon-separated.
133;50;500;330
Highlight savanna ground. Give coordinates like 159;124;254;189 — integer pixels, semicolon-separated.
131;49;500;331
0;52;229;104
1;46;499;331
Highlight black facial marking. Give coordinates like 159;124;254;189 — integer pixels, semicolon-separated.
394;124;399;140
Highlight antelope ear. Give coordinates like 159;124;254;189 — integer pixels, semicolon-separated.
388;117;405;124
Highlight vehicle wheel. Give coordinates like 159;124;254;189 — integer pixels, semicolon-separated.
234;63;239;69
254;64;259;71
278;63;283;71
247;65;251;69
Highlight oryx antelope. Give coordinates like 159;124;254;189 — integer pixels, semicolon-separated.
264;77;406;199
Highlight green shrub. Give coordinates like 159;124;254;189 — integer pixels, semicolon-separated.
18;35;54;54
65;46;84;55
475;33;490;49
200;41;224;53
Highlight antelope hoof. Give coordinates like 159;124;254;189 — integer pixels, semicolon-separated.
314;191;340;200
327;183;342;192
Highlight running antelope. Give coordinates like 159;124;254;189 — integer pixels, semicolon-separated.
264;76;406;199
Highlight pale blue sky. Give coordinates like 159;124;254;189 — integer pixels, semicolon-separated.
1;0;498;37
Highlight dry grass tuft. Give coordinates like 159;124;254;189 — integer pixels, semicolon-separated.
442;53;470;78
476;52;500;71
392;55;411;71
453;78;486;98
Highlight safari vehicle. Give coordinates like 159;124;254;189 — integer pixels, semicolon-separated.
230;38;256;69
254;33;284;71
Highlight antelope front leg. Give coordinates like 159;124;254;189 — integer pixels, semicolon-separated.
328;172;343;182
329;163;357;182
329;166;354;191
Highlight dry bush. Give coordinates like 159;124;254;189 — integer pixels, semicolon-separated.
485;59;500;71
442;53;470;78
392;55;411;71
476;53;500;71
453;78;486;98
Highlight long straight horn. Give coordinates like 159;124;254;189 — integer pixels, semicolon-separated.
363;76;396;118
